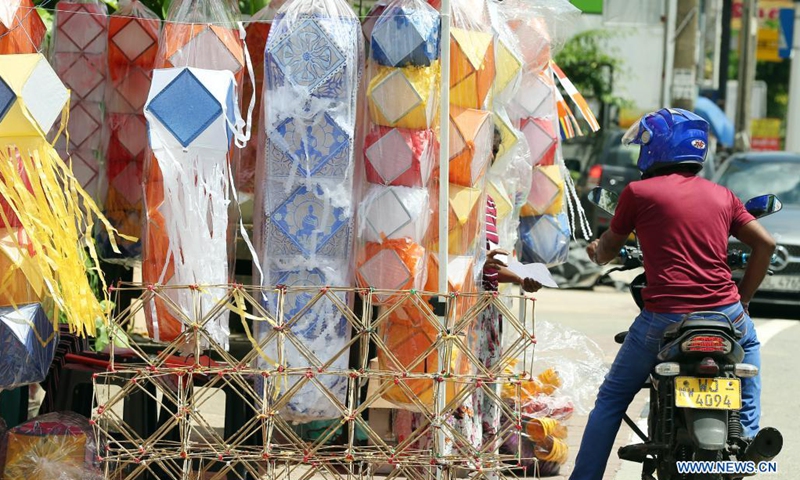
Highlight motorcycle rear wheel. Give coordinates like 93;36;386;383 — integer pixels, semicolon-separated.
692;449;723;480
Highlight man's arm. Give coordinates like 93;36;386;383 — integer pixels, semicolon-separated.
586;229;629;265
735;220;776;306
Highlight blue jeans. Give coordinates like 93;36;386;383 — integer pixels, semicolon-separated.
569;302;761;480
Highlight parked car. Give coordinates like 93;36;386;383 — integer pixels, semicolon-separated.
565;129;639;238
713;152;800;306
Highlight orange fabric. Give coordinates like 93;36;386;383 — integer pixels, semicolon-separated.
377;304;470;407
0;0;45;54
356;238;427;304
448;106;491;187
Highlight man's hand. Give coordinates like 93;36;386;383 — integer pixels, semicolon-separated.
586;239;600;264
520;278;542;293
484;249;510;271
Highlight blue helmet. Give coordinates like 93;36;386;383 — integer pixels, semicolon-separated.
622;108;710;174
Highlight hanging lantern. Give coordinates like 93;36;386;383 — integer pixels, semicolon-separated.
523;165;564;216
520;116;557;166
51;1;109;199
143;67;244;349
359;185;430;244
370;4;440;67
159;24;244;77
364;126;436;187
520;213;570;267
0;0;46;54
449;27;495;109
367;64;439;129
487;180;513;221
0;304;55;390
357;238;427;303
449;106;492;187
511;70;556;121
493;36;522;99
102;0;160;260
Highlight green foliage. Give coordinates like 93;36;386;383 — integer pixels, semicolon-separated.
554;28;631;109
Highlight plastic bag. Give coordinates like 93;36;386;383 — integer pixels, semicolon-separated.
50;0;109;202
142;0;244;349
252;0;364;422
0;304;56;390
0;412;102;480
99;0;161;262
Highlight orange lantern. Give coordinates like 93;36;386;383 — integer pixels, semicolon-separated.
449;106;493;187
449;27;495;109
0;0;45;54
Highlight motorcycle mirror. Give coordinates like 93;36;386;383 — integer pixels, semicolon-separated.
744;194;782;219
588;187;620;216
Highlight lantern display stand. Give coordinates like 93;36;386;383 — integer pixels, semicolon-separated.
90;284;539;479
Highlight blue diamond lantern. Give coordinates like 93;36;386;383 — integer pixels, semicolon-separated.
0;303;56;390
371;5;440;67
146;69;222;148
0;77;15;124
269;17;346;91
271;185;348;257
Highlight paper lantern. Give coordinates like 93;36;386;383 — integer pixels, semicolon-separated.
449;27;495;109
424;253;475;293
492;110;519;167
0;304;55;390
361;2;387;41
493;36;522;99
364;126;436;187
0;55;69;138
426;182;483;255
521;116;557;166
371;4;440;67
0;0;46;54
1;413;99;479
102;2;160;260
520;213;570;267
51;1;108;199
159;23;244;77
143;67;244;348
449;106;493;187
368;64;439;129
359;185;430;243
268;112;352;179
377;304;470;407
487;180;513;221
524;165;563;216
255;266;350;422
508;16;551;75
357;238;427;303
511;71;556;120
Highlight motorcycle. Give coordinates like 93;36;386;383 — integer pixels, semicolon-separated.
587;187;784;480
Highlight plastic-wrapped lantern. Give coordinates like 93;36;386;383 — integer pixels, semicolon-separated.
508;16;551;75
359;185;430;244
364;126;436;187
493;36;522;100
520;213;570;267
511;70;556;122
159;24;244;78
0;304;56;390
487;180;513;222
371;4;440;67
427;183;483;255
521;116;557;166
492;111;519;169
143;67;244;349
523;165;564;216
449;27;495;109
368;64;439;129
449;106;492;187
378;303;471;408
0;0;46;54
357;238;427;304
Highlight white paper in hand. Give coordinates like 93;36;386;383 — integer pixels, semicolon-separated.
507;259;559;288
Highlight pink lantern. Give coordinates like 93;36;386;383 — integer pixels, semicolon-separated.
364;126;437;187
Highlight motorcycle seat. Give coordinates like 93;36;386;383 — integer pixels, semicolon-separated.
662;311;740;341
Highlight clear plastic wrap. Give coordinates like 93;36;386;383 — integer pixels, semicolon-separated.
0;0;46;54
142;0;244;348
50;0;109;202
0;303;56;390
0;412;102;480
98;0;161;262
253;0;363;422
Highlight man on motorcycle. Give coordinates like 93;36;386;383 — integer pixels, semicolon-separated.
570;108;776;480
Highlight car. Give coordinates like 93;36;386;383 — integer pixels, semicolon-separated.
565;129;640;239
713;152;800;307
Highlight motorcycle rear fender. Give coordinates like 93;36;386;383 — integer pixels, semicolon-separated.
683;408;728;450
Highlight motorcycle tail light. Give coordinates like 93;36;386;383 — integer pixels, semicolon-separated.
734;363;759;378
681;335;731;353
654;362;680;376
697;357;719;375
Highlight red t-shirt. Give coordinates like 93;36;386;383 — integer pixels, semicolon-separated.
610;172;755;313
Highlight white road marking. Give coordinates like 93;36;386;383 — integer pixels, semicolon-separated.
753;319;797;347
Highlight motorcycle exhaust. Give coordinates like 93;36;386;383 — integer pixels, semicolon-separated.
740;427;783;464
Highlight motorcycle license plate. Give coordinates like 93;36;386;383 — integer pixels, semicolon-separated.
674;377;741;410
